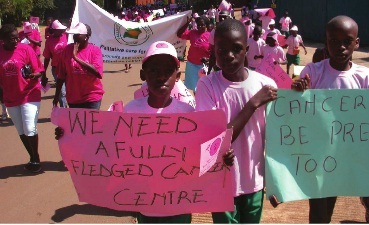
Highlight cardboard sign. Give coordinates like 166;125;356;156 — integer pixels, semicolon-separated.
265;89;369;202
256;54;293;89
51;108;233;215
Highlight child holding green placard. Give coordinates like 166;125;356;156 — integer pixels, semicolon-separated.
292;15;369;223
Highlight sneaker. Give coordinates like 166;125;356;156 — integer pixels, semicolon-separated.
24;162;42;173
1;113;7;121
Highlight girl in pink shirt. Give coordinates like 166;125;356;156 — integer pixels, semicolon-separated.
177;15;211;92
0;24;44;173
19;22;42;57
54;23;104;109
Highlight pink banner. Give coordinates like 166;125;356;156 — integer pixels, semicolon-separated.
256;54;293;89
51;108;233;215
134;80;196;108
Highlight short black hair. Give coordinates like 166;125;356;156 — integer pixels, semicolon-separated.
215;19;246;40
0;24;17;40
196;15;210;26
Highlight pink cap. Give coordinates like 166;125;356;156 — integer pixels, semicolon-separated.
67;22;88;34
51;20;67;30
193;13;199;18
23;22;33;34
142;41;180;67
290;25;298;31
269;19;275;25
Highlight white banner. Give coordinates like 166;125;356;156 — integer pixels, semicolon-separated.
71;0;190;64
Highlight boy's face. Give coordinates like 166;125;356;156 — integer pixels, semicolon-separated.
266;37;276;47
141;54;179;99
326;25;359;66
214;30;246;76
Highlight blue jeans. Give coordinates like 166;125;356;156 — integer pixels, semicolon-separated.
52;66;67;107
68;100;102;110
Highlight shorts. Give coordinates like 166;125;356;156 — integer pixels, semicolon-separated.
68;100;102;110
212;190;264;223
210;18;216;24
184;61;202;92
7;102;40;136
287;53;300;66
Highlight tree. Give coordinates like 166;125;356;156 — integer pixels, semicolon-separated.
31;0;56;24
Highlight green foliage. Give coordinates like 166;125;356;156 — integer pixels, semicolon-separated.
0;0;55;26
92;0;104;8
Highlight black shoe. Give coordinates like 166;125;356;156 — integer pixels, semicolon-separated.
24;162;42;173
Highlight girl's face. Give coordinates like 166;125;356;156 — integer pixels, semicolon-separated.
215;30;246;78
3;30;19;50
141;54;179;99
196;19;206;33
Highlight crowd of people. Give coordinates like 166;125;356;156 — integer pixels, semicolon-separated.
0;1;368;223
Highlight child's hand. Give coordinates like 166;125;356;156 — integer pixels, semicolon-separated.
249;85;278;109
291;74;310;91
222;149;235;166
55;127;64;140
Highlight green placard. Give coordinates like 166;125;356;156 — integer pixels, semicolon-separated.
265;89;369;202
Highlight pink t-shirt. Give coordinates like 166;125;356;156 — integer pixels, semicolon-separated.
279;16;292;32
180;30;211;65
285;34;303;55
247;37;265;68
43;33;68;67
58;43;104;104
19;30;41;56
300;59;369;89
0;43;44;107
195;69;277;196
261;45;286;63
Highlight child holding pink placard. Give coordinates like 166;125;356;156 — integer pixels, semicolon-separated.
196;19;277;224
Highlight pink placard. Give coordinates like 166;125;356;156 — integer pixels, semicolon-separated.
107;101;124;112
134;80;196;108
256;54;293;89
277;34;287;47
200;128;233;177
51;108;233;215
30;16;40;24
254;8;276;18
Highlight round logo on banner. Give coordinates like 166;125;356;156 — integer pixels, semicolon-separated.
114;22;153;46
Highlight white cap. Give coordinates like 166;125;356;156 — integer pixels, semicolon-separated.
67;22;88;35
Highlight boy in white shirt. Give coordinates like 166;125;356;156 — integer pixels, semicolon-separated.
279;11;292;36
283;25;307;75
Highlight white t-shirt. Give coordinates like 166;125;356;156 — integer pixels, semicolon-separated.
207;8;217;18
300;59;369;89
247;37;265;68
279;16;292;32
285;34;303;55
195;69;277;196
261;45;286;63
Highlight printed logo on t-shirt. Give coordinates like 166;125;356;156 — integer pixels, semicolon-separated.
72;60;87;75
54;42;67;55
3;59;19;76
